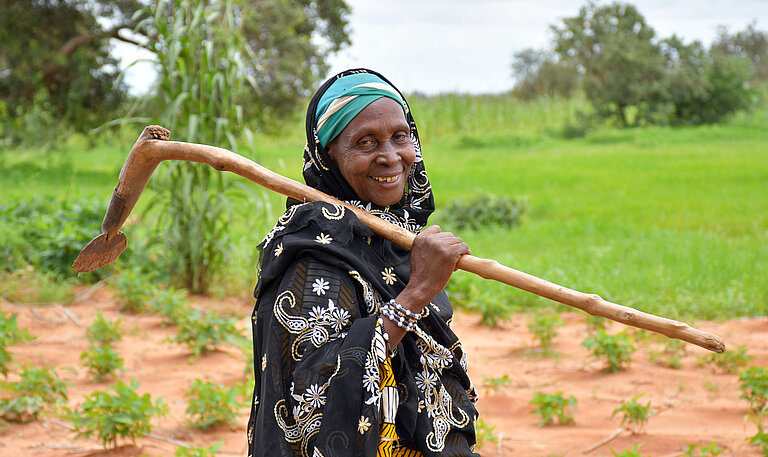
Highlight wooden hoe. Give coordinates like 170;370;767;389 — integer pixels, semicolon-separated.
73;125;725;353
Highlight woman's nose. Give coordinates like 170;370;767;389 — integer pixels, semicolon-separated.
375;143;399;165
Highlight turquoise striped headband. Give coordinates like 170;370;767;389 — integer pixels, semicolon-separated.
314;73;408;148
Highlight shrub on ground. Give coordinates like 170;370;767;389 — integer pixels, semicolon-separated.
68;378;168;448
0;363;68;422
185;379;245;429
530;391;577;426
583;330;636;372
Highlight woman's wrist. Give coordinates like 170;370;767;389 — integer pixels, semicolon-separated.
395;285;431;314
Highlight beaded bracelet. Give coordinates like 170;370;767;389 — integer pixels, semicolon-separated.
380;299;421;332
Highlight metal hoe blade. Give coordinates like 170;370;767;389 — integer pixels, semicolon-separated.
72;231;127;273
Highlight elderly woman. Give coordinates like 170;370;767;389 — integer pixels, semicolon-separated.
246;69;479;457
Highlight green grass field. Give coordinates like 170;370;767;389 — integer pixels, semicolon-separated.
1;96;766;320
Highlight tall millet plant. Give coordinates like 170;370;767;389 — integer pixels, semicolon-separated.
145;0;255;293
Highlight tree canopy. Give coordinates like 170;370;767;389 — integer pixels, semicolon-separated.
538;1;758;126
0;0;350;145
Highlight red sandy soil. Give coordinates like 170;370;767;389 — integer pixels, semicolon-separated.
1;284;766;457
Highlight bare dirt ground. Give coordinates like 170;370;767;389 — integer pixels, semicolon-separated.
1;284;766;457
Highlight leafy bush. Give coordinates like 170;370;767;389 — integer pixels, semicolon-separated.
147;287;190;326
610;444;649;457
739;366;768;413
445;273;514;327
474;417;500;450
185;379;244;429
440;193;527;231
80;345;124;382
0;196;105;278
86;310;123;347
0;363;68;422
111;267;159;312
0;311;33;376
174;441;225;457
68;378;168;448
649;338;686;369
583;330;636;372
698;344;753;374
681;442;726;457
170;309;246;359
612;394;652;434
527;312;563;355
530;391;577;426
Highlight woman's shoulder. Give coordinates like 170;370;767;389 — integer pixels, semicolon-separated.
271;200;372;243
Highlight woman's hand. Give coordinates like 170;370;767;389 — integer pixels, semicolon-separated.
400;225;470;312
382;226;470;349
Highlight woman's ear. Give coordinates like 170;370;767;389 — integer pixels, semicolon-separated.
326;139;338;163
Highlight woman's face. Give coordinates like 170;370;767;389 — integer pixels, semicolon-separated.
327;97;416;206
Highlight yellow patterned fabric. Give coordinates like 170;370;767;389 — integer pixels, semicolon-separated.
378;354;423;457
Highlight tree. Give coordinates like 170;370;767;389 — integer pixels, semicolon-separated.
0;0;136;145
551;1;667;125
511;48;579;100
0;0;350;145
661;35;753;124
712;22;768;84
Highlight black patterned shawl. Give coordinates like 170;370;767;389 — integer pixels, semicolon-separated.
246;69;479;457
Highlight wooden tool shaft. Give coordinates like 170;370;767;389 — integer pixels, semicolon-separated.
77;126;726;353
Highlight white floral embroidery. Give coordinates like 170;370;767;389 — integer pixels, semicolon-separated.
327;306;350;333
315;233;333;244
415;370;438;390
304;383;326;409
381;267;396;285
311;277;329;296
274;242;283;257
362;365;380;394
358;416;371;434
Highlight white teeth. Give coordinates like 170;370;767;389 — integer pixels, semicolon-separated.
372;176;398;183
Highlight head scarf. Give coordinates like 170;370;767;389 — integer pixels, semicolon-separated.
315;72;408;148
301;68;434;234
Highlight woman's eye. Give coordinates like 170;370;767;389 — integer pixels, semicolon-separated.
359;139;375;148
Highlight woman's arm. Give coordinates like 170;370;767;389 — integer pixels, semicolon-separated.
382;225;470;348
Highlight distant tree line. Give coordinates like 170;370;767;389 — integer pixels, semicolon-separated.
511;2;766;126
0;0;350;147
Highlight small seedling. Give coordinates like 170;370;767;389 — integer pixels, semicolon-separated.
648;338;686;369
527;312;563;355
698;345;753;374
746;412;768;456
185;379;245;429
174;440;225;457
585;315;606;333
0;311;33;376
530;391;577;426
147;287;190;325
80;345;124;382
482;374;513;392
111;267;159;312
681;442;726;457
703;380;720;393
0;363;68;422
169;309;246;359
86;310;123;347
582;329;636;372
68;378;168;448
474;417;500;450
612;394;652;434
610;444;648;457
739;366;768;413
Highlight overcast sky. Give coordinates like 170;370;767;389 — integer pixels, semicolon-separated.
119;0;767;95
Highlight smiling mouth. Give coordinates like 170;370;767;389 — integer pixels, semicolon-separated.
370;175;400;183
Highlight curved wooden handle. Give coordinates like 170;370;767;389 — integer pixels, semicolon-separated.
73;125;725;353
